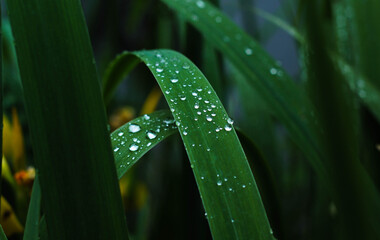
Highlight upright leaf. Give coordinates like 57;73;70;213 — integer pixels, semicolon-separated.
23;175;41;240
303;2;380;238
6;0;129;239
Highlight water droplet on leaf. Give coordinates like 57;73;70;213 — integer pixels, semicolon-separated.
129;144;139;152
129;124;141;133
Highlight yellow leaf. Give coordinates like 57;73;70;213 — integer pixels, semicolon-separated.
2;116;12;160
0;196;23;237
109;107;135;132
140;87;162;115
11;108;26;171
1;157;16;186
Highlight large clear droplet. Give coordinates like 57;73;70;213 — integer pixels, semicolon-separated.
179;95;186;101
146;131;157;140
170;78;179;83
143;114;150;120
225;125;232;131
196;0;205;8
129;124;141;133
129;143;139;152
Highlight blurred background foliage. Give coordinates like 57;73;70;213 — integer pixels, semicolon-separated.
2;0;380;239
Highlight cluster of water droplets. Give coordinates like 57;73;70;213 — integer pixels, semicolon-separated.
111;112;177;170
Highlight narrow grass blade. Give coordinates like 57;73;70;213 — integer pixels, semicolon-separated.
251;7;304;43
161;0;326;179
104;49;274;240
6;0;129;239
247;7;380;127
23;175;41;240
336;57;380;123
338;0;380;89
103;54;140;104
112;110;178;179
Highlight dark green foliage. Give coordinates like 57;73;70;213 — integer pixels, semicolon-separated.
5;0;129;239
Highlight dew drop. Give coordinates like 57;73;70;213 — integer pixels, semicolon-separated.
206;116;213;122
225;125;232;131
242;185;246;188
118;132;124;136
146;131;157;140
245;48;253;55
183;131;188;136
143;114;150;120
217;180;222;186
194;103;200;109
201;176;205;180
227;118;234;125
270;68;278;75
114;147;119;152
196;0;205;8
179;95;186;101
129;144;139;152
231;219;235;223
129;124;141;133
192;92;198;97
156;68;163;73
183;64;190;69
163;118;175;125
170;78;179;83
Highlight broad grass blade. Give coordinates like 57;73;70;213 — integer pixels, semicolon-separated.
104;49;275;240
6;0;129;239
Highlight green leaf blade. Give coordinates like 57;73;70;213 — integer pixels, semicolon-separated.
105;49;274;240
23;175;41;240
6;0;129;239
0;225;7;240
